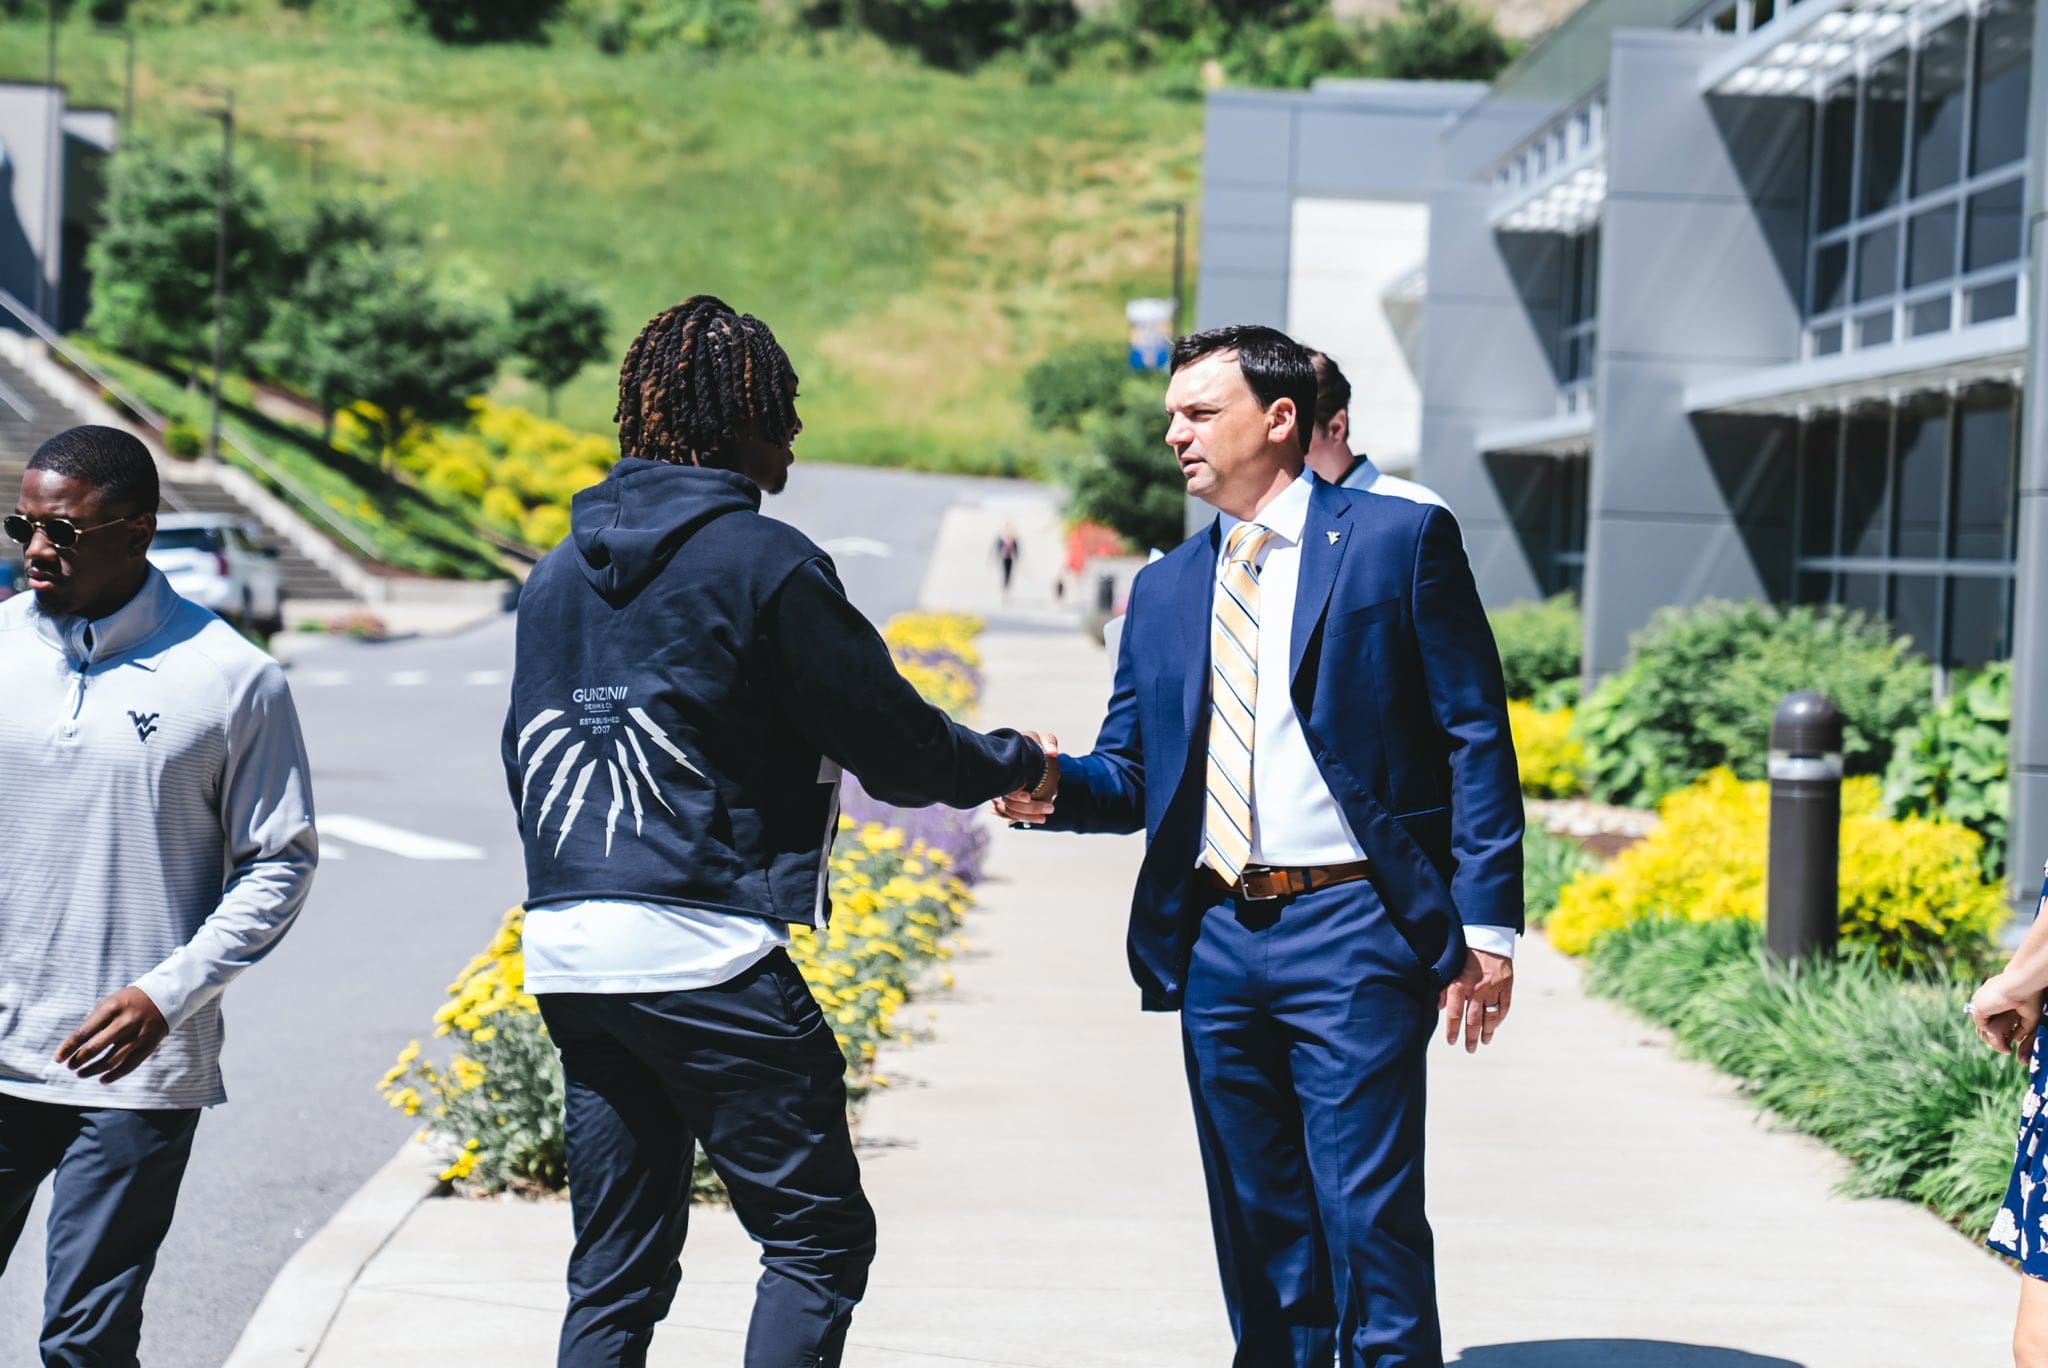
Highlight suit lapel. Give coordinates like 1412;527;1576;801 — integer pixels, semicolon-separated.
1290;481;1353;690
1178;518;1221;738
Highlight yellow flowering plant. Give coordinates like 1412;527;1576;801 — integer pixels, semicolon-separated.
377;908;567;1191
1546;767;2007;970
1507;699;1584;799
336;398;616;552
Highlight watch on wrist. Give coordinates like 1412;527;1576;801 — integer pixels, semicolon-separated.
1028;748;1056;801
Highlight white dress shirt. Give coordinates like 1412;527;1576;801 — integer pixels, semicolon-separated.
1337;454;1451;510
1209;473;1516;960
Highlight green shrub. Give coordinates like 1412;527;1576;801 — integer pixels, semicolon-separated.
582;0;768;51
1576;600;1933;808
1522;826;1597;926
411;0;563;42
846;0;1076;69
1490;593;1580;703
1369;0;1510;79
1583;915;2026;1239
1884;662;2011;882
162;420;205;459
1222;14;1372;87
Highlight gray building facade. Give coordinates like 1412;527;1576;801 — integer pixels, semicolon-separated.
0;82;115;332
1196;0;2045;896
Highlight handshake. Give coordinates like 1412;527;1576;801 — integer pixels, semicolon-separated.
992;731;1061;826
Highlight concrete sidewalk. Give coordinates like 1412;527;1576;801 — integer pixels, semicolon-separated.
255;629;2018;1367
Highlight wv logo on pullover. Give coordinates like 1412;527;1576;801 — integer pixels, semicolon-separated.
128;711;160;741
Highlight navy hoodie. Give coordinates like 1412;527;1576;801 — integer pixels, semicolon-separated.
503;459;1044;928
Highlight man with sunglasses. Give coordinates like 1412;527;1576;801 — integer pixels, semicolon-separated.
0;426;317;1365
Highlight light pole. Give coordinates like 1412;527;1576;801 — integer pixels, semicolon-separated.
199;86;235;464
1170;201;1186;336
1145;200;1190;336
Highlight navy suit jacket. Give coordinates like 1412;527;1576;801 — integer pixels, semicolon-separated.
1045;479;1524;1010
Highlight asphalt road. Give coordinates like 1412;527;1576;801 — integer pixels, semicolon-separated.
0;462;1046;1366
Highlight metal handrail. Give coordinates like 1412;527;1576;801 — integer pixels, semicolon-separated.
0;289;383;561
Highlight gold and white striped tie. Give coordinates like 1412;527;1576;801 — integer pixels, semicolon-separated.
1202;521;1276;884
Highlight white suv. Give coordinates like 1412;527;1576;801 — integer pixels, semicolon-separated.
149;514;286;634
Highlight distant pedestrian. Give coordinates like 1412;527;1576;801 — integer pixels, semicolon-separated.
1303;349;1451;510
1970;858;2048;1366
994;522;1020;600
504;296;1052;1368
0;426;317;1366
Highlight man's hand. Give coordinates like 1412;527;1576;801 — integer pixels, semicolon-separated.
56;987;169;1084
992;732;1059;826
1439;949;1513;1053
1971;973;2043;1062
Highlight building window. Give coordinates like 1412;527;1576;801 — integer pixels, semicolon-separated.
1792;386;2020;670
1558;227;1599;409
1545;453;1589;597
1803;0;2034;358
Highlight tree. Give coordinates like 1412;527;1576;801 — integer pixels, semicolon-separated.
505;279;611;418
261;197;410;441
315;257;505;473
1371;0;1510;81
85;141;284;379
1021;339;1127;433
1062;375;1185;553
846;0;1076;69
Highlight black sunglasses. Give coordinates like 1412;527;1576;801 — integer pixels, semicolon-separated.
3;513;136;550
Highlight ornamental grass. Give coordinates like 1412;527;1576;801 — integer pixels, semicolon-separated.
1584;916;2026;1240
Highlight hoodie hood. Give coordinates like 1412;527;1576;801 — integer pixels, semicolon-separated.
570;459;761;605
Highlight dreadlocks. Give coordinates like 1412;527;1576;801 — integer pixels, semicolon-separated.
615;295;801;469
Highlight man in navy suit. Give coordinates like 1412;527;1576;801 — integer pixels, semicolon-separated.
997;324;1521;1367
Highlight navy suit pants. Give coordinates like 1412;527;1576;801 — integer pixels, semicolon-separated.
1181;876;1442;1368
0;1093;200;1368
537;949;877;1368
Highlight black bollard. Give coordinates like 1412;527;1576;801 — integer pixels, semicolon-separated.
1766;691;1845;962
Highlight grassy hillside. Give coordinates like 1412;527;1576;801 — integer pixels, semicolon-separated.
0;15;1202;475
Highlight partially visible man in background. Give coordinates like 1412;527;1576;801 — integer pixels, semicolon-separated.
0;426;317;1366
1304;349;1450;510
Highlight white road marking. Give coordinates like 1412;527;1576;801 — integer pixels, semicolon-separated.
296;670;352;687
319;841;349;861
465;670;508;687
318;814;486;862
820;536;892;558
386;670;430;687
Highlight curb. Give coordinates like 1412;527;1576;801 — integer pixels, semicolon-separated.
222;1141;446;1368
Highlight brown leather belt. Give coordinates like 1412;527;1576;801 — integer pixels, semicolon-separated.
1204;859;1373;903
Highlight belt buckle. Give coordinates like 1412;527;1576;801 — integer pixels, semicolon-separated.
1238;866;1285;902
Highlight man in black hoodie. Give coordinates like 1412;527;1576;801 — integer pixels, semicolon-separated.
503;296;1052;1367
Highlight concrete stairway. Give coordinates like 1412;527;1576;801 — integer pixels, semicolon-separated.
0;352;355;604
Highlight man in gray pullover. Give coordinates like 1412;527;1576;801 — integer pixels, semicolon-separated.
0;426;317;1366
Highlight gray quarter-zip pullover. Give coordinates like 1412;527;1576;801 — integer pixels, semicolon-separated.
0;568;317;1109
